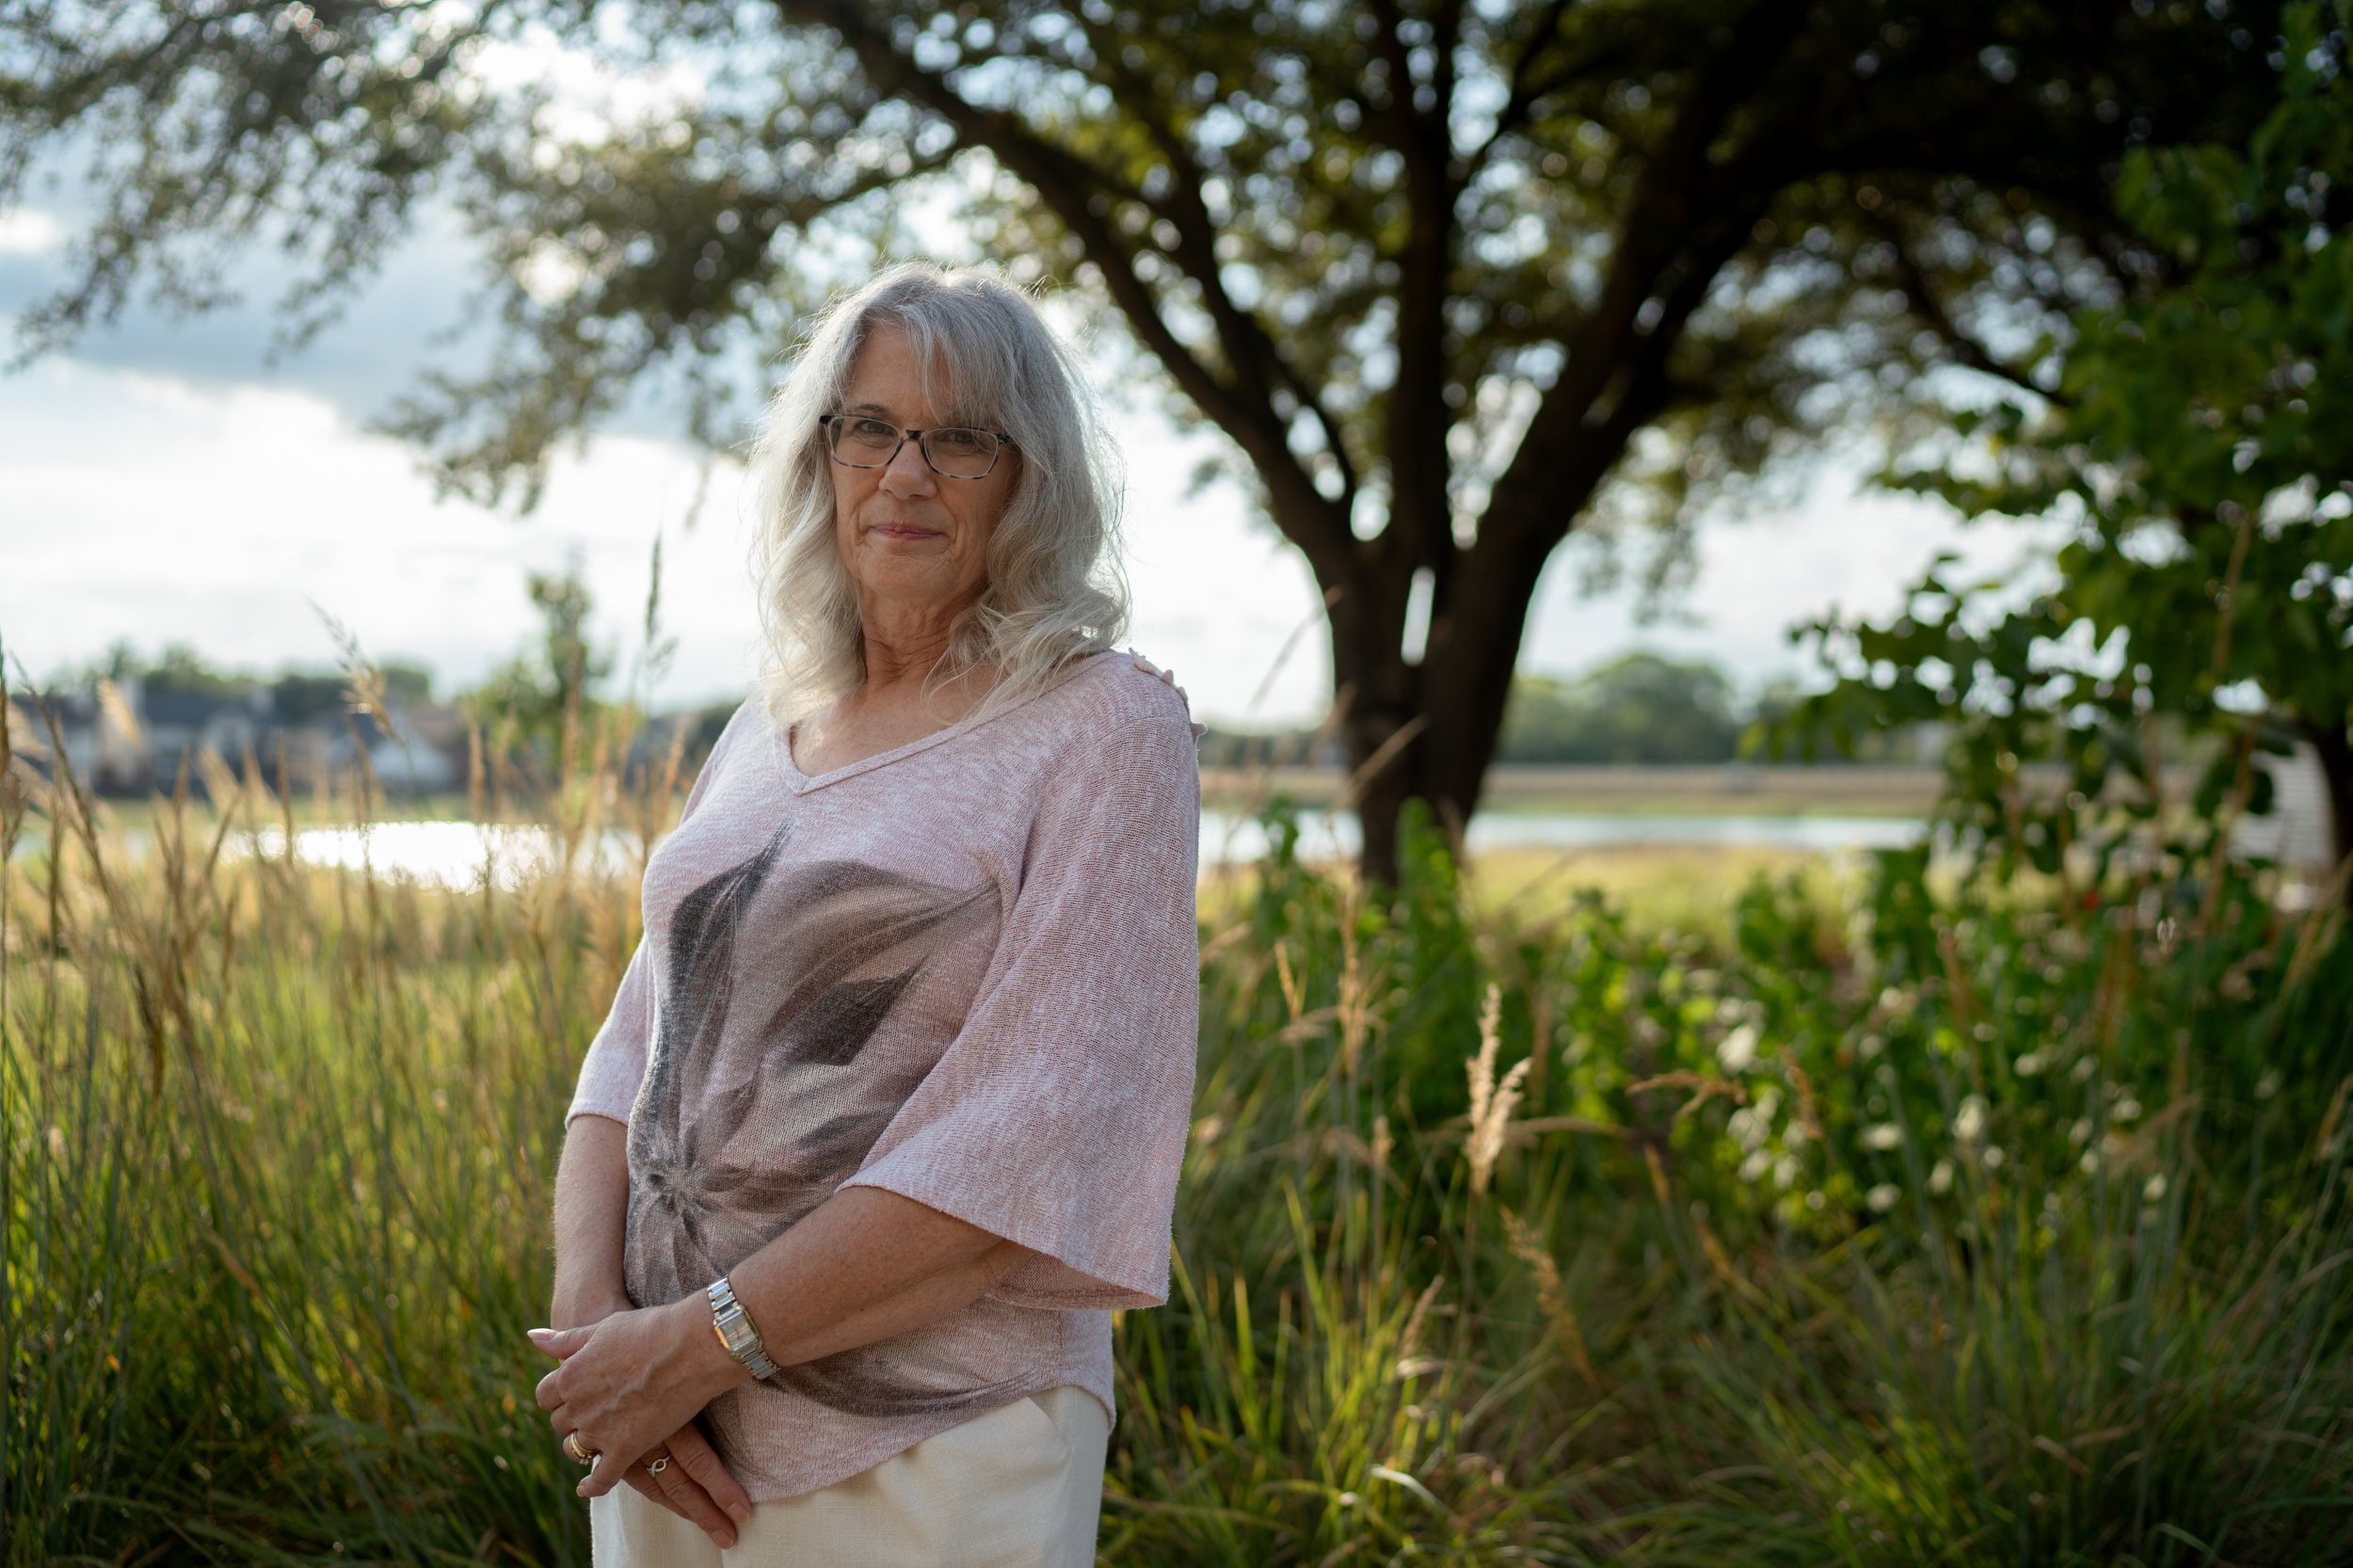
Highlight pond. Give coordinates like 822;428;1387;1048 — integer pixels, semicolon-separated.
1199;808;1933;865
225;809;1938;892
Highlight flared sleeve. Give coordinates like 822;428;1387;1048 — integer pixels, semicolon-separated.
566;938;655;1128
838;710;1203;1310
564;706;745;1128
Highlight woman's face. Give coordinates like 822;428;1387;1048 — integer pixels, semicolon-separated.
829;323;1017;624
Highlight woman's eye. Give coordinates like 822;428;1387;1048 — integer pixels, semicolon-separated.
848;419;898;440
934;429;984;451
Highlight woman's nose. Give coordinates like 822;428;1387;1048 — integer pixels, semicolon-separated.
878;436;936;495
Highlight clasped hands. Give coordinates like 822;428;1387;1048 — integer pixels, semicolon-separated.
531;1293;754;1545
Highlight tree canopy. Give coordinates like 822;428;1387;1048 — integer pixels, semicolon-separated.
0;0;2304;875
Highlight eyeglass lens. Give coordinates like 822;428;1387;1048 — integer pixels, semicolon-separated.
828;417;1001;478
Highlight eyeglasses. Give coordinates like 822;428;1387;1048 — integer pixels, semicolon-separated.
819;414;1016;479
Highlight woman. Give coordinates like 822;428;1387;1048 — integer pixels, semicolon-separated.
527;263;1204;1566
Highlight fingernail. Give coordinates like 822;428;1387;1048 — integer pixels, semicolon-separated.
728;1502;752;1523
526;1327;553;1342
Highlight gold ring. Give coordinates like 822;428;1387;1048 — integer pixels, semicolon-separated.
563;1432;598;1466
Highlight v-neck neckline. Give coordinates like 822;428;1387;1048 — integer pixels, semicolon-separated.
773;651;1113;794
780;714;966;793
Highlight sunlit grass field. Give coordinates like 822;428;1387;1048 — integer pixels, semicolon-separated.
8;724;2353;1565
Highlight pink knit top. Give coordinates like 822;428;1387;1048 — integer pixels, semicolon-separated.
565;649;1202;1501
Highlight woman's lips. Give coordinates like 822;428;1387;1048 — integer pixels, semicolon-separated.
869;521;937;540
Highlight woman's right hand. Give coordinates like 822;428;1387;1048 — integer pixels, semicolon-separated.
549;1290;755;1545
624;1421;756;1545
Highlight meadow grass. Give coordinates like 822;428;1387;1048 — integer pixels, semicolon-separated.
7;720;2353;1565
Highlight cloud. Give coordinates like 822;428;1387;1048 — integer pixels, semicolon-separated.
0;21;728;440
0;210;66;254
0;198;491;417
0;357;749;697
471;25;709;141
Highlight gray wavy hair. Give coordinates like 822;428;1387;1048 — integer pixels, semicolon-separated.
746;262;1129;728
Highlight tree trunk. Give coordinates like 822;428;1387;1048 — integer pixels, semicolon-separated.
1324;552;1421;887
1326;527;1556;888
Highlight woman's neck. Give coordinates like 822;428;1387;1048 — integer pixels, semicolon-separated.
843;614;1000;726
855;589;969;688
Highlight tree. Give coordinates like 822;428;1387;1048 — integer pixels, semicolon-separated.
0;0;2297;877
1776;3;2352;904
265;671;345;725
271;661;433;722
464;563;617;763
139;642;243;698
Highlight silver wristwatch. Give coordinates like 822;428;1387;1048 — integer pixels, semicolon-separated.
707;1275;779;1380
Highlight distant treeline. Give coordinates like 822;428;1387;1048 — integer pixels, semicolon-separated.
53;642;1928;775
1202;651;1934;768
1499;652;1769;765
46;642;442;720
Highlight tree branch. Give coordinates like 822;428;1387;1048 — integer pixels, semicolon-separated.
1481;0;1806;552
1468;0;1579;168
1071;20;1363;510
1866;207;2070;407
1366;0;1466;571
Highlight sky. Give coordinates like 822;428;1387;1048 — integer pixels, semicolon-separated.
0;146;2052;733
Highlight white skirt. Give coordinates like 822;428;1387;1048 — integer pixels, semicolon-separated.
589;1385;1110;1568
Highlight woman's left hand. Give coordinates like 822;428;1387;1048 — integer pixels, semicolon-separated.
530;1298;746;1498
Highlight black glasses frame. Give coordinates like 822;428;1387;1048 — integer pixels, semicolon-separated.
818;413;1017;478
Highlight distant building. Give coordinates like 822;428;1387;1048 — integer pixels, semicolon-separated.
326;709;460;795
39;681;160;792
26;678;468;799
38;688;140;792
138;681;273;789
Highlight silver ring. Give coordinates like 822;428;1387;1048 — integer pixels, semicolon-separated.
646;1452;673;1476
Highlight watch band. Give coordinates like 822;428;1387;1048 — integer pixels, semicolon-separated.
707;1275;780;1381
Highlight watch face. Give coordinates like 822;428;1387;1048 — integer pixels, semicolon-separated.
709;1285;776;1374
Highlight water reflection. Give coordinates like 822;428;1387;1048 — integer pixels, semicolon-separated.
1199;808;1932;866
233;810;1937;891
241;823;642;891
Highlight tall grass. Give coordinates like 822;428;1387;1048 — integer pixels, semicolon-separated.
3;721;648;1562
6;695;2351;1564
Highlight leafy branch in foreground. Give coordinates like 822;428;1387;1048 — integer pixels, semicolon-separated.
1772;2;2353;906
